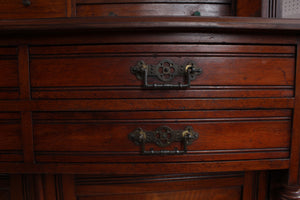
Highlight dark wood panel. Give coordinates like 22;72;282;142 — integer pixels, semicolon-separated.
0;90;19;100
0;0;66;19
0;112;20;120
0;60;18;88
0;152;23;162
0;191;10;200
76;2;233;17
0;47;19;99
75;173;242;200
75;173;243;193
0;47;17;56
21;112;34;163
0;113;22;161
0;124;22;150
18;45;31;100
0;174;10;200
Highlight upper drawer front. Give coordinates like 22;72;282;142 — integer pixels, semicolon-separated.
0;47;18;100
34;109;291;163
76;0;234;17
0;0;66;19
30;44;295;99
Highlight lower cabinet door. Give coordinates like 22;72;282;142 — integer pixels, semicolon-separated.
72;173;245;200
3;172;271;199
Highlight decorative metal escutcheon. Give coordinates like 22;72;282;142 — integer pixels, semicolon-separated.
130;59;202;89
128;126;199;155
22;0;31;6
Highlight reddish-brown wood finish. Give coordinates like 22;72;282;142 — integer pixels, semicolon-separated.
76;0;235;17
0;0;66;19
18;45;30;100
0;175;10;200
2;17;300;32
0;47;18;100
32;110;291;164
74;173;243;200
29;44;295;99
288;40;300;186
236;0;261;17
0;112;22;162
0;16;300;199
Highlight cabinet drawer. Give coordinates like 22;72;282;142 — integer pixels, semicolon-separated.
33;109;291;163
0;0;66;19
0;47;18;100
76;0;234;17
30;44;295;99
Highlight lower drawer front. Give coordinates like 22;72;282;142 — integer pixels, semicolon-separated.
33;109;291;163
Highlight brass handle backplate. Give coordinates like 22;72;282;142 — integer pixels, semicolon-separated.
130;59;202;89
22;0;31;6
128;126;198;155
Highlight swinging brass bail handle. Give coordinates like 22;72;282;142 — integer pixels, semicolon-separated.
22;0;31;6
128;126;199;155
131;60;202;89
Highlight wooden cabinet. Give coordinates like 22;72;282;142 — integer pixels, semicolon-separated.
0;1;300;199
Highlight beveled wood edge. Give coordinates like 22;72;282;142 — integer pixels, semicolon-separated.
0;159;289;174
0;98;294;111
0;17;300;33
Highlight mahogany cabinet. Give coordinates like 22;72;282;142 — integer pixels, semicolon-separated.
0;1;300;199
0;17;299;199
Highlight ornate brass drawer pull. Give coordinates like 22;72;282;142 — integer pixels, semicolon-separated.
130;60;202;89
128;126;198;155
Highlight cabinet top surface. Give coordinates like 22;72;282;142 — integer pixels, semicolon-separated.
1;17;300;33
